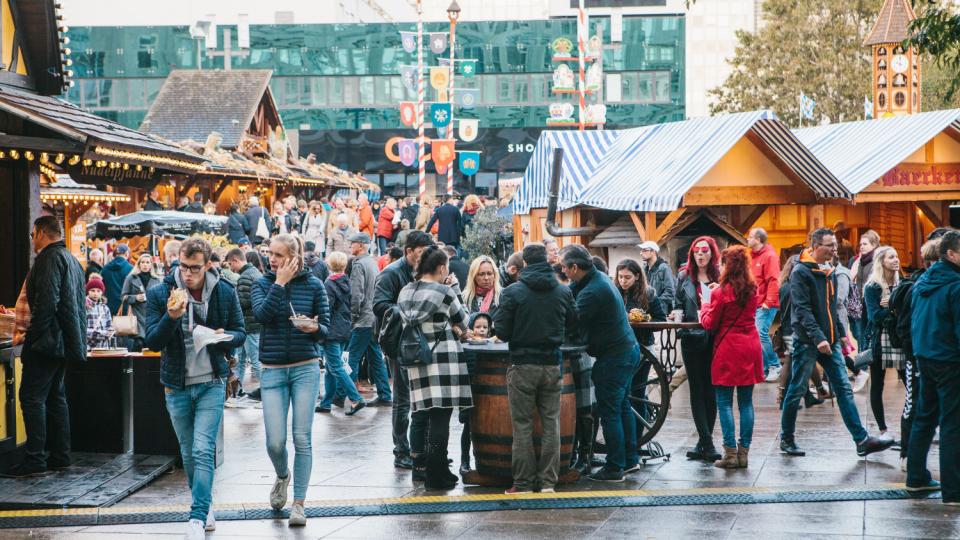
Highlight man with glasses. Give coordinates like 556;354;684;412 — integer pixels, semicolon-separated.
144;237;246;539
779;228;893;458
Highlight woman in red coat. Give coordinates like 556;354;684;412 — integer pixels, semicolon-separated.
700;245;764;469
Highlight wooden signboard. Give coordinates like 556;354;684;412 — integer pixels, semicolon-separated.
70;222;87;264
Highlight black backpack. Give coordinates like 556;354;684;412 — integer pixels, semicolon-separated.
886;278;914;350
397;318;442;367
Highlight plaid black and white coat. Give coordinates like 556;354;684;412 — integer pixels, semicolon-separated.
397;280;472;411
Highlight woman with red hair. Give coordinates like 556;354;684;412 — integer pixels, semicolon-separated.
700;245;764;469
673;236;722;462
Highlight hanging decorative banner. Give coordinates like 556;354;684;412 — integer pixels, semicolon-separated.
436;163;449;174
458;151;480;176
457;88;479;109
438;58;453;67
398;139;418;167
429;66;450;91
429;33;448;54
460;59;477;78
458;119;479;142
432;139;456;172
436;125;448;139
400;32;417;53
430;102;452;127
399;66;417;93
399;102;417;127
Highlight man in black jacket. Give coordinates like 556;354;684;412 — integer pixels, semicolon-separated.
5;217;85;477
494;244;578;494
425;194;463;248
226;248;263;400
144;187;164;211
780;228;893;458
373;230;434;470
442;245;469;287
183;192;205;213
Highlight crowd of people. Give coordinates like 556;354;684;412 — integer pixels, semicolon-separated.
6;193;959;539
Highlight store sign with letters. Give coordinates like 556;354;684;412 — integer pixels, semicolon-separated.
874;164;960;189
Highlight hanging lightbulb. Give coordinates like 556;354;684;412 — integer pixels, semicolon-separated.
24;151;34;161
68;155;80;165
54;153;64;164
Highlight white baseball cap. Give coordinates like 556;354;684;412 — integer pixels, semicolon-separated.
638;241;660;252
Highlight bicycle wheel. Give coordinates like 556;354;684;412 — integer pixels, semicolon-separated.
631;353;670;447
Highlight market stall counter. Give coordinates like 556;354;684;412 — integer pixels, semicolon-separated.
460;340;585;487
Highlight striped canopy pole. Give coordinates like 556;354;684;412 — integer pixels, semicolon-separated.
446;15;457;195
577;0;587;131
417;0;426;196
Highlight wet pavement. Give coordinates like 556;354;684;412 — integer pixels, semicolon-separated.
3;369;957;539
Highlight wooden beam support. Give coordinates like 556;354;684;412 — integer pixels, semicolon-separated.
916;200;944;227
644;212;656;239
176;178;197;199
211;179;231;202
629;211;647;241
652;208;686;242
683;186;813;206
738;205;769;231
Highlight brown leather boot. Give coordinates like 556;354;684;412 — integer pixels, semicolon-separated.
737;445;749;468
714;445;739;469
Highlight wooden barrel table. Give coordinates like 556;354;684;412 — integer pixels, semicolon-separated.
462;341;585;487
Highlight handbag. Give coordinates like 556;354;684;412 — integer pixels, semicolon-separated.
113;301;139;337
852;347;874;371
255;209;270;239
846;282;864;320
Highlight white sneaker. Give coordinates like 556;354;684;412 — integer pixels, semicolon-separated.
270;471;290;510
205;511;215;532
289;501;306;527
765;367;781;382
900;457;907;472
853;371;870;393
184;518;205;540
540;487;556;493
879;431;894;441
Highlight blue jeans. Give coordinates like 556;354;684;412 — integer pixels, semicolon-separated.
235;332;262;384
346;327;392;401
907;359;960;502
261;363;322;501
716;385;755;448
378;236;389;255
591;343;641;471
165;379;225;521
320;341;363;407
755;307;780;372
781;342;868;444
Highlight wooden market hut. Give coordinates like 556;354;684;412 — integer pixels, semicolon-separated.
513;110;850;270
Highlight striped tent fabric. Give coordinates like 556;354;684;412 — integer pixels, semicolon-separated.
576;110;782;212
794;108;960;194
513;129;622;214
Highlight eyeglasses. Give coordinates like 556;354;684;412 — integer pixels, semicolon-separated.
693;246;711;254
180;263;205;274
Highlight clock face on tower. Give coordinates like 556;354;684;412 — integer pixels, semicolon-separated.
891;54;909;74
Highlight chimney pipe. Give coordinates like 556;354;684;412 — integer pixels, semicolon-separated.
545;148;601;237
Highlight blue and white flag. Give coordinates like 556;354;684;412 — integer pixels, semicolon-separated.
457;88;479;109
458;151;480;176
800;92;816;120
430;102;452;127
864;96;874;119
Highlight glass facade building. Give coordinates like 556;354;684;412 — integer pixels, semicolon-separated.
65;17;684;196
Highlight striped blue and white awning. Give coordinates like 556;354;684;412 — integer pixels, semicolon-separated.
513;129;622;214
794;108;960;194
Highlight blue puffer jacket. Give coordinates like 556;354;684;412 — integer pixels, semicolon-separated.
252;268;331;365
911;260;960;363
144;271;246;390
325;273;352;343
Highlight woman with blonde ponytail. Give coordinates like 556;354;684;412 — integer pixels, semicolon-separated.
251;233;331;526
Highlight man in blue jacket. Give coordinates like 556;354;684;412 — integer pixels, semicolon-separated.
144;237;245;537
425;194;463;248
561;244;639;483
101;243;133;314
906;229;960;503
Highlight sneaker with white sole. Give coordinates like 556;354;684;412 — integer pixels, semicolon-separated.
852;371;870;393
205;511;215;532
288;502;306;527
765;367;781;383
540;487;556;493
184;518;205;540
270;471;290;510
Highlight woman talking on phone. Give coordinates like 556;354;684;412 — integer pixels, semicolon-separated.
673;236;722;462
251;234;330;527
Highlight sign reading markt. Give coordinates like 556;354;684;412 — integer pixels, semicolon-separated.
569;0;667;6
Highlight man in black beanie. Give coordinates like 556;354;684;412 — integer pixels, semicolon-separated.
494;243;578;494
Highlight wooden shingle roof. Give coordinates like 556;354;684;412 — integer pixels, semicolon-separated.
864;0;917;46
141;70;275;150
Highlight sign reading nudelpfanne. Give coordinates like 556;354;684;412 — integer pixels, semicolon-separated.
570;0;667;7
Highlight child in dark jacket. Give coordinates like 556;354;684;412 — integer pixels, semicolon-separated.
318;251;365;413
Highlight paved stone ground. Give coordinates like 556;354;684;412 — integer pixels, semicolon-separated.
3;369;958;539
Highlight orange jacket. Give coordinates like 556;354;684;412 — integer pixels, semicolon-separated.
358;203;375;237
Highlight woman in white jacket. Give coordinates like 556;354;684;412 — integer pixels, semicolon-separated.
301;201;327;255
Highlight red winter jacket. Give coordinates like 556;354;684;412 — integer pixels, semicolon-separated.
377;207;395;239
751;243;781;308
700;284;764;387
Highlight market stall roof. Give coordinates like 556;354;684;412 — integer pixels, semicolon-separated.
517;110;848;214
0;86;205;173
794;108;960;194
89;210;228;239
141;70;276;150
41;176;130;204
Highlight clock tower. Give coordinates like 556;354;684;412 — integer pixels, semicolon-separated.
865;0;921;118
